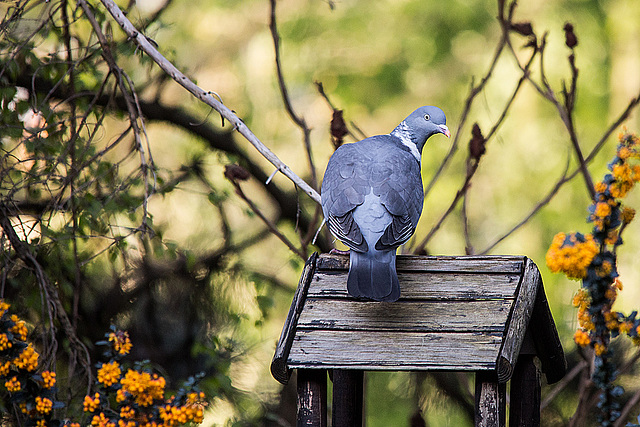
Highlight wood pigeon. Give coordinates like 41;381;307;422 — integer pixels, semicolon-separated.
321;106;449;302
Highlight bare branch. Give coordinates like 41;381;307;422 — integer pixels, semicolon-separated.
78;0;156;234
224;169;307;260
479;156;571;254
413;156;480;254
541;359;589;410
0;201;93;391
315;81;366;142
269;0;318;190
614;389;640;427
423;5;512;199
99;0;322;205
506;28;595;199
414;44;536;254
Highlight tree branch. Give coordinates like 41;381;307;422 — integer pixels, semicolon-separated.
0;200;93;391
99;0;321;205
269;0;318;190
225;176;307;261
8;71;332;252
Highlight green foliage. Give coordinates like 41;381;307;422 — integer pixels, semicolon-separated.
0;0;271;424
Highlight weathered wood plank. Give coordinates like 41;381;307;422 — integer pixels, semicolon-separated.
288;330;502;370
316;253;525;273
497;259;540;383
298;299;512;332
308;271;521;300
297;369;327;427
272;253;318;385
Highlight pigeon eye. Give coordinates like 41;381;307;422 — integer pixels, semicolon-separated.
424;114;430;121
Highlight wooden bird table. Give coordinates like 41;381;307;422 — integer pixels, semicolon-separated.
271;253;566;427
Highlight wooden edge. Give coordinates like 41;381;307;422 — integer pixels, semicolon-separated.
496;258;540;383
271;252;318;384
530;279;567;384
317;253;526;273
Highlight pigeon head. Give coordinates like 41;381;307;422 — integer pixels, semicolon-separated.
392;106;450;154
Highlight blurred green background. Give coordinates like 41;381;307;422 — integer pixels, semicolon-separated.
136;1;640;422
4;0;640;425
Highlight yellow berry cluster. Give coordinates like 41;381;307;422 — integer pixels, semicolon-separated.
79;329;207;427
5;376;21;392
546;232;598;279
83;393;101;412
120;369;166;407
159;401;205;426
0;299;62;427
10;315;28;341
13;344;39;371
108;331;132;356
35;396;53;415
41;371;56;389
0;333;12;351
97;362;121;387
547;130;640;352
1;302;209;427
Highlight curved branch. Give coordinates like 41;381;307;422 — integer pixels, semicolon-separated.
99;0;321;205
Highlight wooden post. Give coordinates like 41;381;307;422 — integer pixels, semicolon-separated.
509;355;541;427
475;373;506;427
332;370;364;427
297;369;327;427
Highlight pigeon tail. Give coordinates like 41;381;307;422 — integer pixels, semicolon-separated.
347;250;400;302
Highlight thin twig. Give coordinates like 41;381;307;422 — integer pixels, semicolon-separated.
506;29;595;199
480;87;640;254
0;201;93;390
614;389;640;427
99;0;321;205
541;359;589;410
462;193;474;255
479;156;571;254
315;81;365;142
79;0;155;233
229;180;307;260
414;160;479;253
269;0;318;190
414;44;536;254
423;6;511;199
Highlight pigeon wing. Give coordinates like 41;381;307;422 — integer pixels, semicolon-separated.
374;144;424;251
321;144;370;252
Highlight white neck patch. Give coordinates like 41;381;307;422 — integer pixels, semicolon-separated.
391;121;421;163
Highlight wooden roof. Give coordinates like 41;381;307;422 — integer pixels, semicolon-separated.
271;253;566;386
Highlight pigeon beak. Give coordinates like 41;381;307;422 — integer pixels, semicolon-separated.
438;124;451;138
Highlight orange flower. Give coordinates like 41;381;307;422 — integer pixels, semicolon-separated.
574;329;590;346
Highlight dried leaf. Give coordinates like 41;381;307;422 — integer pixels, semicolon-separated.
469;123;486;161
330;109;349;149
564;22;578;49
224;164;250;182
511;22;533;36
